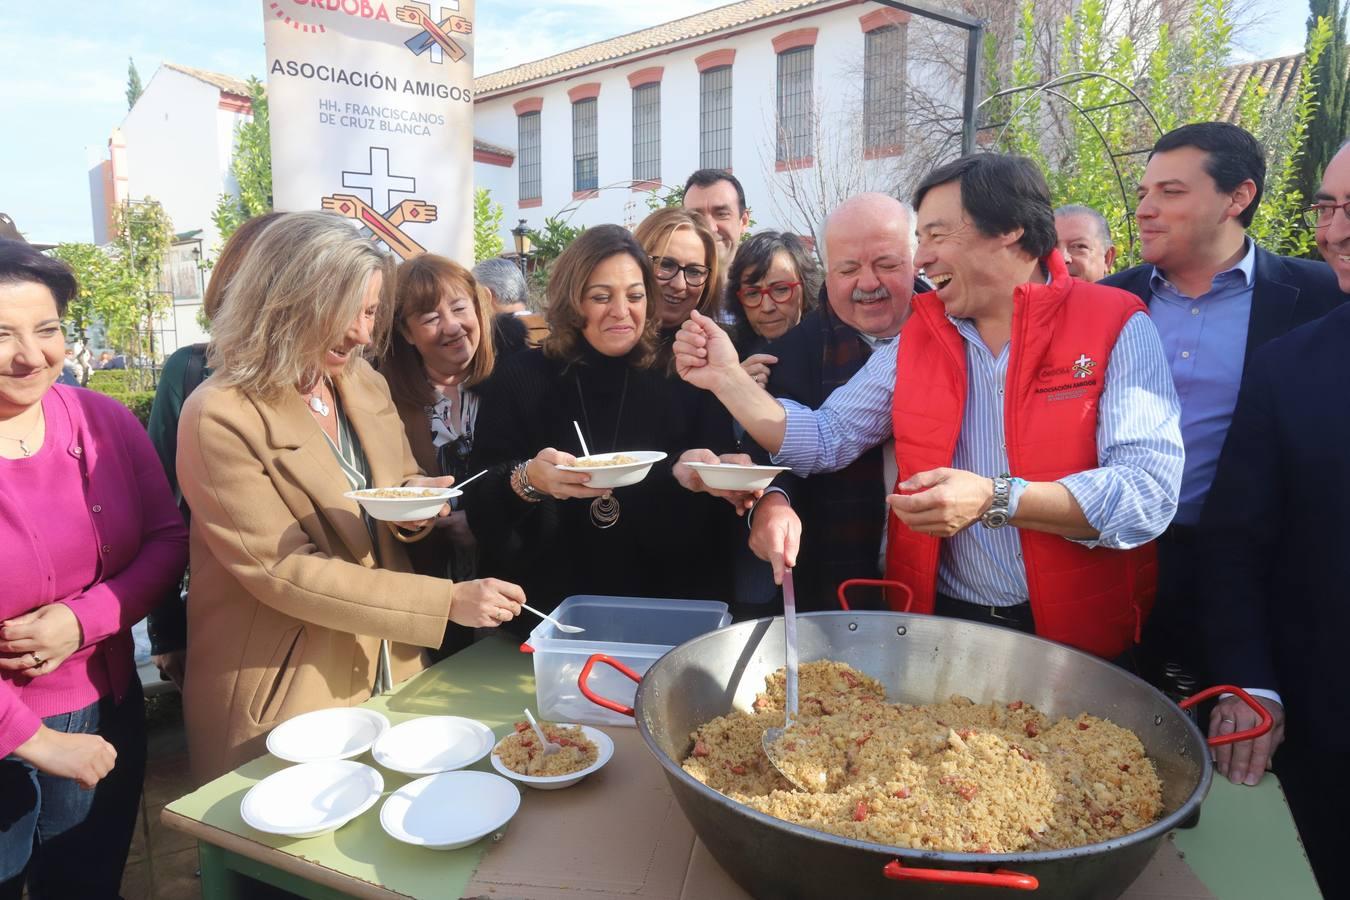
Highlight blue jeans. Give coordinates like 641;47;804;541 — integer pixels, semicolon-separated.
0;680;146;900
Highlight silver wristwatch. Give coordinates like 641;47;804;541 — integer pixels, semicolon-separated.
980;476;1012;529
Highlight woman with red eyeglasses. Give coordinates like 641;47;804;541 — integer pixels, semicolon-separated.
724;232;821;386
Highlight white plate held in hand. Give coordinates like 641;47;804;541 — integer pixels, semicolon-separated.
266;707;390;763
380;770;521;850
684;462;789;492
556;451;666;489
344;487;460;522
371;716;494;775
241;760;383;838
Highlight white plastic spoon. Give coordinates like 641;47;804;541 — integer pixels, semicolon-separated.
523;708;561;757
519;603;586;634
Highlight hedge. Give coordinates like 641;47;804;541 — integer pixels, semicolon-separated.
83;371;155;426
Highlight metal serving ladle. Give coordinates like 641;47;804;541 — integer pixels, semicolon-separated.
762;567;810;791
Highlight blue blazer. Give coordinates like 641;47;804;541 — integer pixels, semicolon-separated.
1197;302;1350;750
1101;246;1343;366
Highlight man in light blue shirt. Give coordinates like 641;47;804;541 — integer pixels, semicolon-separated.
1103;122;1344;684
675;154;1183;660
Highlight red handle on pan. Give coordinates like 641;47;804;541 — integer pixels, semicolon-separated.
882;859;1039;890
578;653;642;718
1179;684;1274;747
836;578;914;613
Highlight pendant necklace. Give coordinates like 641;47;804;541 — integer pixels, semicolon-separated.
304;377;332;417
0;406;45;458
575;369;629;529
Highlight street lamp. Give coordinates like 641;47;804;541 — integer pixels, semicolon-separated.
511;219;532;279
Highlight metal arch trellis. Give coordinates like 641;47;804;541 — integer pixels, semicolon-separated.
976;71;1165;259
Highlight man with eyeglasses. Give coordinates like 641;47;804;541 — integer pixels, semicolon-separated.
1193;141;1350;896
1102;122;1344;689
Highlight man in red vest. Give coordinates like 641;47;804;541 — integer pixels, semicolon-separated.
674;153;1184;660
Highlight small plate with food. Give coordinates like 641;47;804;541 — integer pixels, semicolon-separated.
490;721;614;790
345;486;461;522
683;461;789;492
556;451;666;490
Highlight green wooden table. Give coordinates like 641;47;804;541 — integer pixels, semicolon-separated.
163;635;1322;900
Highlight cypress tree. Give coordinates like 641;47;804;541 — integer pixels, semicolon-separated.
126;57;144;110
1300;0;1350;199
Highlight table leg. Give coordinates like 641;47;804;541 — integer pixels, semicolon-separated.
197;842;356;900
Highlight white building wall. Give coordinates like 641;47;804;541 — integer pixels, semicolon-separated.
472;0;926;250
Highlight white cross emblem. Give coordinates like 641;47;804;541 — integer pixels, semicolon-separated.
342;147;417;212
1072;354;1096;379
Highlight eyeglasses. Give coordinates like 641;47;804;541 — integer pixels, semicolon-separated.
650;256;710;287
737;281;802;308
1301;200;1350;229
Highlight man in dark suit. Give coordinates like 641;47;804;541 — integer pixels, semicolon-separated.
742;193;924;612
1101;122;1344;686
1196;145;1350;896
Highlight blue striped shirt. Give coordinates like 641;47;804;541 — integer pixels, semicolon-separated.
771;311;1183;607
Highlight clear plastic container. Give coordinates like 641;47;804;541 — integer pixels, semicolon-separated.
523;595;731;727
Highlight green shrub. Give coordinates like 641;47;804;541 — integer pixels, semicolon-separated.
87;370;133;393
96;391;156;426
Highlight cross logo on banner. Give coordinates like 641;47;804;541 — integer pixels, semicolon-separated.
323;148;437;260
397;2;472;64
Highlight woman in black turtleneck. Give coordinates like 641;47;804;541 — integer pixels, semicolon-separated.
466;225;737;634
632;208;721;370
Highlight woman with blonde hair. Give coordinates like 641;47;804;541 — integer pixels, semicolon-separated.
465;225;742;629
176;212;524;782
379;254;498;657
632;208;720;365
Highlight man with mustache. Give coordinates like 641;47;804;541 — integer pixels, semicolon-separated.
1102;123;1344;687
677;155;1183;661
733;193;927;613
1194;140;1350;896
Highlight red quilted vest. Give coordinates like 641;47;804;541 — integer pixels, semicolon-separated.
884;251;1158;659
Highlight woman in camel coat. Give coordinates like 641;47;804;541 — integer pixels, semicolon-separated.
177;213;524;783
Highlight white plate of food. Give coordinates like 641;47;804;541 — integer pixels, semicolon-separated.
371;716;495;775
266;707;390;763
344;487;460;522
490;722;614;790
683;461;789;492
555;451;666;489
241;760;383;838
380;770;521;849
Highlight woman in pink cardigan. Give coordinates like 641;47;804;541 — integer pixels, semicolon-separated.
0;240;187;898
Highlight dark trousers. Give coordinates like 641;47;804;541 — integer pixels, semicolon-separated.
933;592;1035;633
0;680;147;900
1139;524;1208;687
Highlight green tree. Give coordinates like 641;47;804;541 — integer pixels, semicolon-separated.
525;217;586;297
111;199;175;388
1299;0;1350;201
126;57;144;110
473;188;504;262
993;0;1323;262
49;242;128;384
212;77;273;246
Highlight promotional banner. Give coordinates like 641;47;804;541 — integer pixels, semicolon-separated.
262;0;474;262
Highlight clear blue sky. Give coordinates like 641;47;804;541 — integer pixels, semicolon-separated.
0;0;1310;245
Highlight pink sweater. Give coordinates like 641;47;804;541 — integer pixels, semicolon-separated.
0;385;187;756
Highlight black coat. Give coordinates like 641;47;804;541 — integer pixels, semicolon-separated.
466;346;736;634
1197;301;1350;751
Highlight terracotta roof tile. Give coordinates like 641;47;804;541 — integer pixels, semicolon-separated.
163;62;253;98
473;0;833;95
1217;53;1304;124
